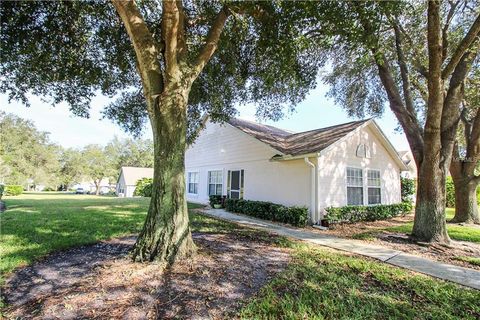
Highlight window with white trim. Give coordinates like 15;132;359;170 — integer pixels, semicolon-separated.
346;167;363;205
208;170;223;196
187;172;199;194
367;170;381;204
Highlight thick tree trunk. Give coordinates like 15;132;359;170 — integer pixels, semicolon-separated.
131;88;196;263
412;161;450;243
95;182;100;196
451;176;480;224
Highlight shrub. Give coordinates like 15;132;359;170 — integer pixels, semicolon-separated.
4;185;23;196
133;178;153;197
445;176;455;207
400;177;415;203
209;195;222;207
0;184;4;200
324;202;413;224
224;198;308;227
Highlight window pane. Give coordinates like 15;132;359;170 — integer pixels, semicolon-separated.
347;187;363;205
216;184;222;195
347;167;363;186
368;188;381;204
208;184;215;195
367;170;381;187
230;190;240;199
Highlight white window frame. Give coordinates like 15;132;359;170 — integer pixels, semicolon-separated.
208;170;223;196
346;167;364;205
187;171;199;195
367;169;382;205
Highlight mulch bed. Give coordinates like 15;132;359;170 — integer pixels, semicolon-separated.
309;214;480;270
2;232;291;319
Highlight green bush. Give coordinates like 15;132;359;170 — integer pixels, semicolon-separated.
224;198;308;227
324;202;413;224
0;184;4;200
446;176;455;207
4;185;23;196
209;195;222;207
133;178;153;197
400;177;415;203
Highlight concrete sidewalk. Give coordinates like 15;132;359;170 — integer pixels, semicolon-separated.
202;208;480;290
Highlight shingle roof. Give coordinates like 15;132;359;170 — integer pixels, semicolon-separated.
228;118;370;156
120;166;154;186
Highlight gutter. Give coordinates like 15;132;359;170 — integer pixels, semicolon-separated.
304;157;318;224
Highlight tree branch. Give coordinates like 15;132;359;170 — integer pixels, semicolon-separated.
111;0;163;115
162;0;181;77
442;0;460;61
189;6;229;81
442;13;480;79
393;20;417;117
176;0;187;60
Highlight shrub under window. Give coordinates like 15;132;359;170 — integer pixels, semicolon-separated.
224;198;308;227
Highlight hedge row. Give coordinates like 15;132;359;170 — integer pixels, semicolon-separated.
3;185;23;196
324;202;413;224
225;198;308;227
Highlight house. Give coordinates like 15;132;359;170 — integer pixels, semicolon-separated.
398;150;417;179
73;178;112;194
116;166;154;197
185;118;407;223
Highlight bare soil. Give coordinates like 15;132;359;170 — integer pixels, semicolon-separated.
309;214;480;270
2;232;291;319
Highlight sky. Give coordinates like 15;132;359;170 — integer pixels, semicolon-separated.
0;82;410;151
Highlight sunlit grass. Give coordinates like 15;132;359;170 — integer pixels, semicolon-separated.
241;243;480;320
0;192;206;283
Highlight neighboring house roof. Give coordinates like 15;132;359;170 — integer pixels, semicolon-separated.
228;118;370;156
119;167;154;186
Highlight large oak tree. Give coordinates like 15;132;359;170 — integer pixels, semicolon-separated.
301;0;479;243
1;1;322;262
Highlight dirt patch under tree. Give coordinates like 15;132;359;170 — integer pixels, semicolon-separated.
2;232;291;319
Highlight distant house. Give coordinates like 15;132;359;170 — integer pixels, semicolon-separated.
398;150;417;179
185;118;407;224
116;166;154;197
73;178;111;194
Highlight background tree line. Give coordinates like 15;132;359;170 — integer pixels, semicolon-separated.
0;111;154;194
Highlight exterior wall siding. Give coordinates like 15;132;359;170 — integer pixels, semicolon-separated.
185;121;310;207
185;120;403;223
317;125;402;214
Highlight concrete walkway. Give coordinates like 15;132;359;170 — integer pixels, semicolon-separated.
202;208;480;290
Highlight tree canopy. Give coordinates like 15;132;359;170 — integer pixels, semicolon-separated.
1;1;324;138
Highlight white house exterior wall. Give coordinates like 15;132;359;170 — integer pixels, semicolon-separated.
316;124;402;214
185;121;311;207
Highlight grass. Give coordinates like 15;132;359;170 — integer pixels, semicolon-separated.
454;256;480;267
0;192;205;282
241;243;480;320
2;193;480;319
385;208;480;244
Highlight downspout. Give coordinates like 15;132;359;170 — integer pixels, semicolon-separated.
304;157;317;224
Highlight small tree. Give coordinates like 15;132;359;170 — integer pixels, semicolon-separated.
400;177;416;203
81;145;115;196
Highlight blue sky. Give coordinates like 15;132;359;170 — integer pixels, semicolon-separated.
0;83;410;151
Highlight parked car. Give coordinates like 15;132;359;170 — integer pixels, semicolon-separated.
75;187;85;194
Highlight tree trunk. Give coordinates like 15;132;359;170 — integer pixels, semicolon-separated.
451;176;480;224
131;88;196;263
412;161;450;243
95;180;100;196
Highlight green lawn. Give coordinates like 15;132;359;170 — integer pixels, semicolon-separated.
0;192;205;282
386;208;480;243
2;193;479;319
241;243;480;319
